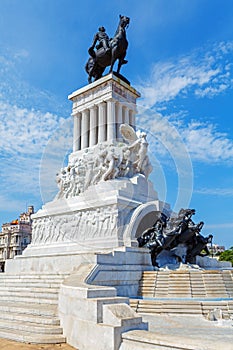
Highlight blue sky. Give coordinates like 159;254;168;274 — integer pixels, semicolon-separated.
0;0;233;248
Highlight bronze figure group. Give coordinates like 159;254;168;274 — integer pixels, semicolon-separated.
137;209;213;267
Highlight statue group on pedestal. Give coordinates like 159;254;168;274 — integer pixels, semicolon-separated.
55;124;152;199
85;15;130;83
137;209;213;267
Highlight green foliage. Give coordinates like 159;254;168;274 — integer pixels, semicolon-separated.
218;247;233;265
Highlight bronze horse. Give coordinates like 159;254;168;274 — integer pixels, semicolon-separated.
85;15;130;83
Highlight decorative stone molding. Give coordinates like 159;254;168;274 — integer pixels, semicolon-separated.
32;204;119;245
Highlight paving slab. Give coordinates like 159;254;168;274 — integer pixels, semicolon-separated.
141;313;233;349
0;339;75;350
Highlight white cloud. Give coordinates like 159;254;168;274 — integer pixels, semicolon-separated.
0;101;72;204
195;187;233;196
0;101;66;155
136;108;194;212
137;108;233;165
0;194;30;213
182;121;233;163
0;50;73;214
135;41;233;165
138;41;233;108
0;49;69;115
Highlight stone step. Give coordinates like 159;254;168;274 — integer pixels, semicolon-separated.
0;327;66;344
167;287;191;290
137;301;201;306
205;292;229;296
139;269;233;299
138;304;201;309
0;310;60;325
201;302;229;307
0;273;67;344
204;281;226;284
0;274;68;279
0;300;57;317
130;299;233;318
0;277;64;282
0;295;58;305
0;275;65;281
0;319;63;335
0;275;64;285
0;286;59;293
0;289;58;298
0;283;63;289
139;289;154;292
0;301;58;316
138;308;202;314
0;282;62;289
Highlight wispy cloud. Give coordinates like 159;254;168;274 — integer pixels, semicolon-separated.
0;194;31;213
0;102;65;155
0;49;69;114
0;51;72;211
138;41;233;108
0;101;71;202
181;121;233;163
137;108;194;212
195;187;233;196
137;108;233;164
136;42;233;165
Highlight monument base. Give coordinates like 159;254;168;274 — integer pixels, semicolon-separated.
5;175;167;274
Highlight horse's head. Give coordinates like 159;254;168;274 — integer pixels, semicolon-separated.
119;15;130;29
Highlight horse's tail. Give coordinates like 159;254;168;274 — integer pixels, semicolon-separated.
85;57;94;74
85;60;89;74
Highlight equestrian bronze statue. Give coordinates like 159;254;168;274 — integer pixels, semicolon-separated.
85;15;130;83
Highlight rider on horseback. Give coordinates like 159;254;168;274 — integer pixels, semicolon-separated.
85;15;130;83
90;26;110;52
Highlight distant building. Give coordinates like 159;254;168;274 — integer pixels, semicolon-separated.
0;206;34;270
207;243;225;256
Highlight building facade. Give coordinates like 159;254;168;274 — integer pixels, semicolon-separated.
0;206;34;270
210;244;225;255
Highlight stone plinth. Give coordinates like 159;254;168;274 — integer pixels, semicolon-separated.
16;175;159;256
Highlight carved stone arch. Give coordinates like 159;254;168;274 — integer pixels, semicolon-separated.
123;201;161;246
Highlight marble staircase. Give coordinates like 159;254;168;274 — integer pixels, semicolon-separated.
130;269;233;318
138;269;233;298
0;273;68;343
130;299;233;317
